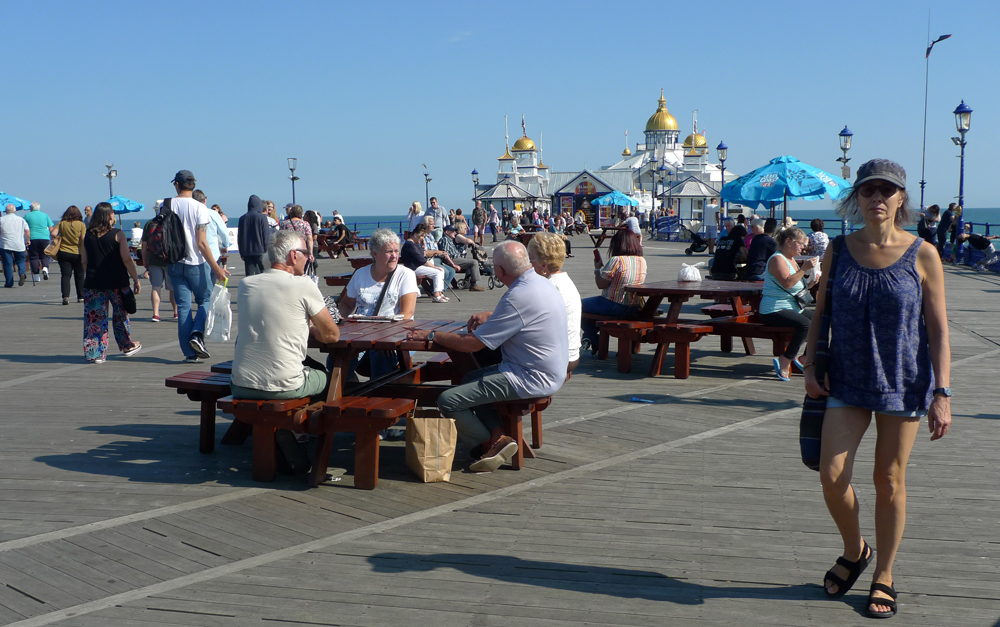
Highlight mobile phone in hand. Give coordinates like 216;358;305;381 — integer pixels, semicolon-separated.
593;249;603;267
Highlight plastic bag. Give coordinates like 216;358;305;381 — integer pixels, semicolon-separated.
204;280;232;343
678;262;706;282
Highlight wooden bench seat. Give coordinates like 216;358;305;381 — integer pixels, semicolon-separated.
165;371;235;453
706;315;795;356
596;321;714;378
493;397;551;470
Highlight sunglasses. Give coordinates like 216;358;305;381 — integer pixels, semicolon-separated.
857;182;899;198
291;248;309;257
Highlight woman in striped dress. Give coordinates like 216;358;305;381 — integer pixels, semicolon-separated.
580;229;646;353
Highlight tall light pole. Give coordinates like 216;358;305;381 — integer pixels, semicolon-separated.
424;172;432;211
287;158;299;205
104;163;117;197
648;157;658;219
666;167;675;215
471;169;479;202
836;126;853;180
952;100;972;235
716;142;728;218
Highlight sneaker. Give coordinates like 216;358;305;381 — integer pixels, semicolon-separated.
42;268;48;280
123;342;142;357
189;333;211;359
18;273;26;286
469;436;518;473
151;315;161;322
77;298;84;302
87;358;105;364
173;312;178;319
469;285;487;292
183;355;201;364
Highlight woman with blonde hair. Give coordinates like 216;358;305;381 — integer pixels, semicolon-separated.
407;201;424;234
528;233;581;372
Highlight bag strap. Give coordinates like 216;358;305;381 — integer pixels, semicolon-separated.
814;235;844;380
372;269;396;317
774;255;808;298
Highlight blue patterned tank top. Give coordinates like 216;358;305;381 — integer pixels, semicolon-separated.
828;237;932;412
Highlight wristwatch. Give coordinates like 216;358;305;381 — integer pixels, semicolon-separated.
427;331;435;343
933;387;952;398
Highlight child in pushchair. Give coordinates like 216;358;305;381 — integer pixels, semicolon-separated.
456;245;499;289
683;223;709;255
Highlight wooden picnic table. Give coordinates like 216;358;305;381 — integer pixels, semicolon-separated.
588;226;626;248
627;279;762;323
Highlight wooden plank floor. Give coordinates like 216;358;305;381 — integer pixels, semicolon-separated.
0;238;997;627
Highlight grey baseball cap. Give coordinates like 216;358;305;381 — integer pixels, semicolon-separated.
171;170;196;184
854;159;905;189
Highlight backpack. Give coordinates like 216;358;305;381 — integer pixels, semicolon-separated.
144;198;187;265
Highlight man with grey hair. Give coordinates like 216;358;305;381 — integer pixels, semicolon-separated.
231;230;339;400
0;204;30;287
406;241;568;473
24;201;55;281
743;217;778;281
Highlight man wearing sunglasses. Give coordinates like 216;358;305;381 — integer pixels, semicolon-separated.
230;230;339;401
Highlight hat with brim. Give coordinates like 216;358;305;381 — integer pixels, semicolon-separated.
854;159;906;190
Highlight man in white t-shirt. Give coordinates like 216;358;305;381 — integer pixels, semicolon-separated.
231;230;339;399
625;211;642;244
165;170;229;363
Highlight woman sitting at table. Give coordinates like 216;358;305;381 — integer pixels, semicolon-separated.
337;228;419;379
400;223;448;303
528;232;582;373
581;229;646;353
760;226;818;380
708;224;748;281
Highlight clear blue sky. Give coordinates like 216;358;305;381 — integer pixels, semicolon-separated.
4;0;998;220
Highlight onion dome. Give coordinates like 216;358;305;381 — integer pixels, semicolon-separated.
645;89;678;132
498;147;515;161
537;161;549;170
622;147;632;157
682;133;708;148
512;136;536;151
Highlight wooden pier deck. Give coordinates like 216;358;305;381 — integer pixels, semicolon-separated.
0;238;997;626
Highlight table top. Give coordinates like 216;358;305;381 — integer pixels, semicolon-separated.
626;279;763;298
314;319;466;352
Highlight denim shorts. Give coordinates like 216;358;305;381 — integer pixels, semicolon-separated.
826;396;925;418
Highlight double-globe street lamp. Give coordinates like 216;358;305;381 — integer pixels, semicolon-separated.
287;158;299;205
424;172;432;211
716;142;728;219
471;169;479;202
952;100;972;236
104;163;117;197
649;157;658;218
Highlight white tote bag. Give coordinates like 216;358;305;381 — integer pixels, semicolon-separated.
204;280;232;343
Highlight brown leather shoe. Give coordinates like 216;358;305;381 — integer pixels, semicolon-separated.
469;436;517;473
469;285;487;292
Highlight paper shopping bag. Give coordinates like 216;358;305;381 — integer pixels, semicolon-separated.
405;410;457;483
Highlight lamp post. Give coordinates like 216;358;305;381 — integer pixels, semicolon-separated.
952;100;972;235
424;172;432;211
104;163;117;197
471;169;479;202
716;142;728;218
648;157;658;219
836;126;853;180
666;167;675;215
287;158;299;205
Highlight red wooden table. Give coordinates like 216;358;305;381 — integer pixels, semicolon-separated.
588;226;626;248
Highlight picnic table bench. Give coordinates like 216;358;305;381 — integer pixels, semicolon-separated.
164;371;242;453
588;226;626;248
316;233;358;258
597;321;714;378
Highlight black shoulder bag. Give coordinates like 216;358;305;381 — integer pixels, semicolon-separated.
799;235;844;471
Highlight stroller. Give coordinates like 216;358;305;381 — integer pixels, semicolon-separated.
683;221;709;255
456;244;499;290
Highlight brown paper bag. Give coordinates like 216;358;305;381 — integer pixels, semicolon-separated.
405;410;457;483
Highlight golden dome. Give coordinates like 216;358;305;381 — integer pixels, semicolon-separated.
498;147;515;161
622;147;632;157
645;89;678;132
683;133;707;148
512;136;536;151
537;161;549;170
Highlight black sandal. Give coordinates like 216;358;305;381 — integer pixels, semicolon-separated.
866;582;897;618
824;541;872;598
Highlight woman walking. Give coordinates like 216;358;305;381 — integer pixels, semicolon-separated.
79;203;142;363
803;160;950;619
54;205;87;305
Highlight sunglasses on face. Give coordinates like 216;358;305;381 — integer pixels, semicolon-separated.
291;248;309;257
857;182;899;198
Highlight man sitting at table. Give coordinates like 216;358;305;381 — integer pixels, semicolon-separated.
742;218;777;281
230;230;340;400
406;241;568;473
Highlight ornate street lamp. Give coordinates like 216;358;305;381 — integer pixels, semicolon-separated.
104;163;117;197
648;157;658;216
716;141;728;218
287;158;299;205
952;100;972;234
836;126;853;180
424;171;432;211
471;169;479;202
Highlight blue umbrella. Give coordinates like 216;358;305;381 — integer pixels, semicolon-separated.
0;191;32;211
592;190;638;207
721;156;851;218
106;195;145;214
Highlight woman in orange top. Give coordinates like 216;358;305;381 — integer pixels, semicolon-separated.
581;229;646;353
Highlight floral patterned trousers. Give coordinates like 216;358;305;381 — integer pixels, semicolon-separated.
83;288;136;361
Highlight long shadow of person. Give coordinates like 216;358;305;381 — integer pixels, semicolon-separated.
368;552;819;605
